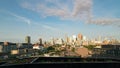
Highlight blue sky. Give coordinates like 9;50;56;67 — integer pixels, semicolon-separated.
0;0;120;43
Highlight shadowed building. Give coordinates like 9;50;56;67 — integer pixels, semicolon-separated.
0;42;17;53
39;38;42;45
0;42;4;53
25;36;31;44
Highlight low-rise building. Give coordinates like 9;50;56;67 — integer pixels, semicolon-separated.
33;43;44;50
92;45;120;58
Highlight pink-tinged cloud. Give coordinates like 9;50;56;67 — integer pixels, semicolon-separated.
21;0;120;27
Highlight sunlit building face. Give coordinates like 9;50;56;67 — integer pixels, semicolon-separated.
78;34;83;40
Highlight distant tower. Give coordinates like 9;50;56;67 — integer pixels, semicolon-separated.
39;38;42;45
61;39;64;44
98;36;101;41
78;33;83;40
67;37;70;43
72;35;77;42
25;36;31;44
52;38;55;45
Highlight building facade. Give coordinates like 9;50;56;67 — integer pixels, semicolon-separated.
25;36;31;44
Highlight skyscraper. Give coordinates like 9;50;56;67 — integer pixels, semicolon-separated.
25;36;31;44
66;37;70;43
78;33;83;40
39;38;42;45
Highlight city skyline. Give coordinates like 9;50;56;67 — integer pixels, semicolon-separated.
0;0;120;43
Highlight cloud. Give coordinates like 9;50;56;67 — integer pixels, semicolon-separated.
30;22;61;32
90;18;120;26
42;25;59;31
21;0;91;20
21;0;120;26
72;0;92;17
9;12;31;25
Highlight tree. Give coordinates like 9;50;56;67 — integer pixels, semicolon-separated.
84;45;96;50
72;48;75;52
47;46;55;52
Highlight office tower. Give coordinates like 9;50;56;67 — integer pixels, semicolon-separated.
61;39;64;44
52;38;55;45
39;38;42;45
83;36;87;41
98;36;101;41
25;36;31;44
67;37;70;43
72;35;77;42
78;33;83;40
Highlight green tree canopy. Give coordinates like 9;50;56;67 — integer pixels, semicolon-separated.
47;46;55;52
84;45;96;50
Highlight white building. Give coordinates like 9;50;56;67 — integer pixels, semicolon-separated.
55;38;63;45
72;35;77;42
33;46;40;49
83;36;87;41
33;43;44;50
